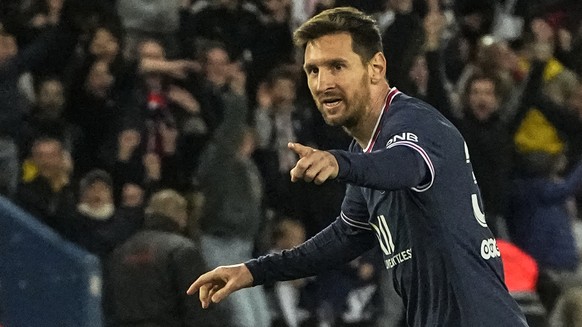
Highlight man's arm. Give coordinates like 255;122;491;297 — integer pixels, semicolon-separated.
329;146;428;191
288;141;428;191
186;218;375;307
245;217;376;286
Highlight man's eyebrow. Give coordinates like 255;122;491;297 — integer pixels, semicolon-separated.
303;58;349;71
303;63;316;72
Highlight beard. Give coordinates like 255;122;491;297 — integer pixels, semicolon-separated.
317;75;371;129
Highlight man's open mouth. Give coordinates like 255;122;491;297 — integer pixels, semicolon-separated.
322;98;342;108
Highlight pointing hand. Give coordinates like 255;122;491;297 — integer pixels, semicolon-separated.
288;142;339;185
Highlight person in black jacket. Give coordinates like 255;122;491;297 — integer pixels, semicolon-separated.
15;137;77;236
107;189;228;327
69;169;144;257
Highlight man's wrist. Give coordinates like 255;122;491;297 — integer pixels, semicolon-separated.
243;259;264;286
328;150;350;181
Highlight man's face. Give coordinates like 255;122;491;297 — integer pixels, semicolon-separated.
89;28;119;59
204;48;230;82
86;61;114;97
304;32;371;128
271;78;296;106
37;79;65;118
467;79;499;121
408;55;428;86
138;40;165;60
32;140;64;176
81;180;113;209
0;34;18;65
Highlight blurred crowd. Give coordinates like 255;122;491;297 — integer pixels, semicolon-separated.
1;0;582;326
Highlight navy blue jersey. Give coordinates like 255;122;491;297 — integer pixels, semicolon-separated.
246;89;527;327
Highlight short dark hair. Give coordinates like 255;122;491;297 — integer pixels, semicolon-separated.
465;73;502;99
79;169;113;193
197;40;229;64
293;7;383;63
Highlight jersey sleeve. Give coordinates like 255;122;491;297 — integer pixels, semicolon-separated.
331;101;447;193
340;183;372;231
245;169;379;285
384;133;435;192
244;217;376;286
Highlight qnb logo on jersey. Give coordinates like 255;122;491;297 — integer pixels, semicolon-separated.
480;238;501;260
386;132;418;147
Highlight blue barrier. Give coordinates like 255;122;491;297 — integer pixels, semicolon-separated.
0;196;102;327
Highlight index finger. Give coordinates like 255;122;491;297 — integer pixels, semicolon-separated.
288;142;315;158
186;271;215;295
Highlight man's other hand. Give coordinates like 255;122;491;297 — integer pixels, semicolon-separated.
186;264;254;308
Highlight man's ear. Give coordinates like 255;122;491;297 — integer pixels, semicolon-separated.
368;52;386;84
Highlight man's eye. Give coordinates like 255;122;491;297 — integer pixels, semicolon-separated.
309;68;319;74
333;64;343;71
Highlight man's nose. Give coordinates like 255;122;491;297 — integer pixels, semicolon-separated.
316;70;335;92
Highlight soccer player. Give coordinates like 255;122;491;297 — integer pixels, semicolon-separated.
187;7;528;326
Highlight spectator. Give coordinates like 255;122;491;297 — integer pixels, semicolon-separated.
65;24;136;102
253;67;315;217
437;73;523;236
135;39;222;179
443;0;495;87
87;26;122;66
400;7;449;111
107;189;226;326
111;125;183;199
21;0;64;44
376;0;425;89
69;169;145;326
198;42;247;100
68;169;144;257
197;122;271;327
520;55;582;173
66;59;122;177
15;137;76;237
248;0;295;108
21;77;82;161
0;30;28;197
0;4;78;194
522;16;578;106
514;18;578;167
508;151;582;312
